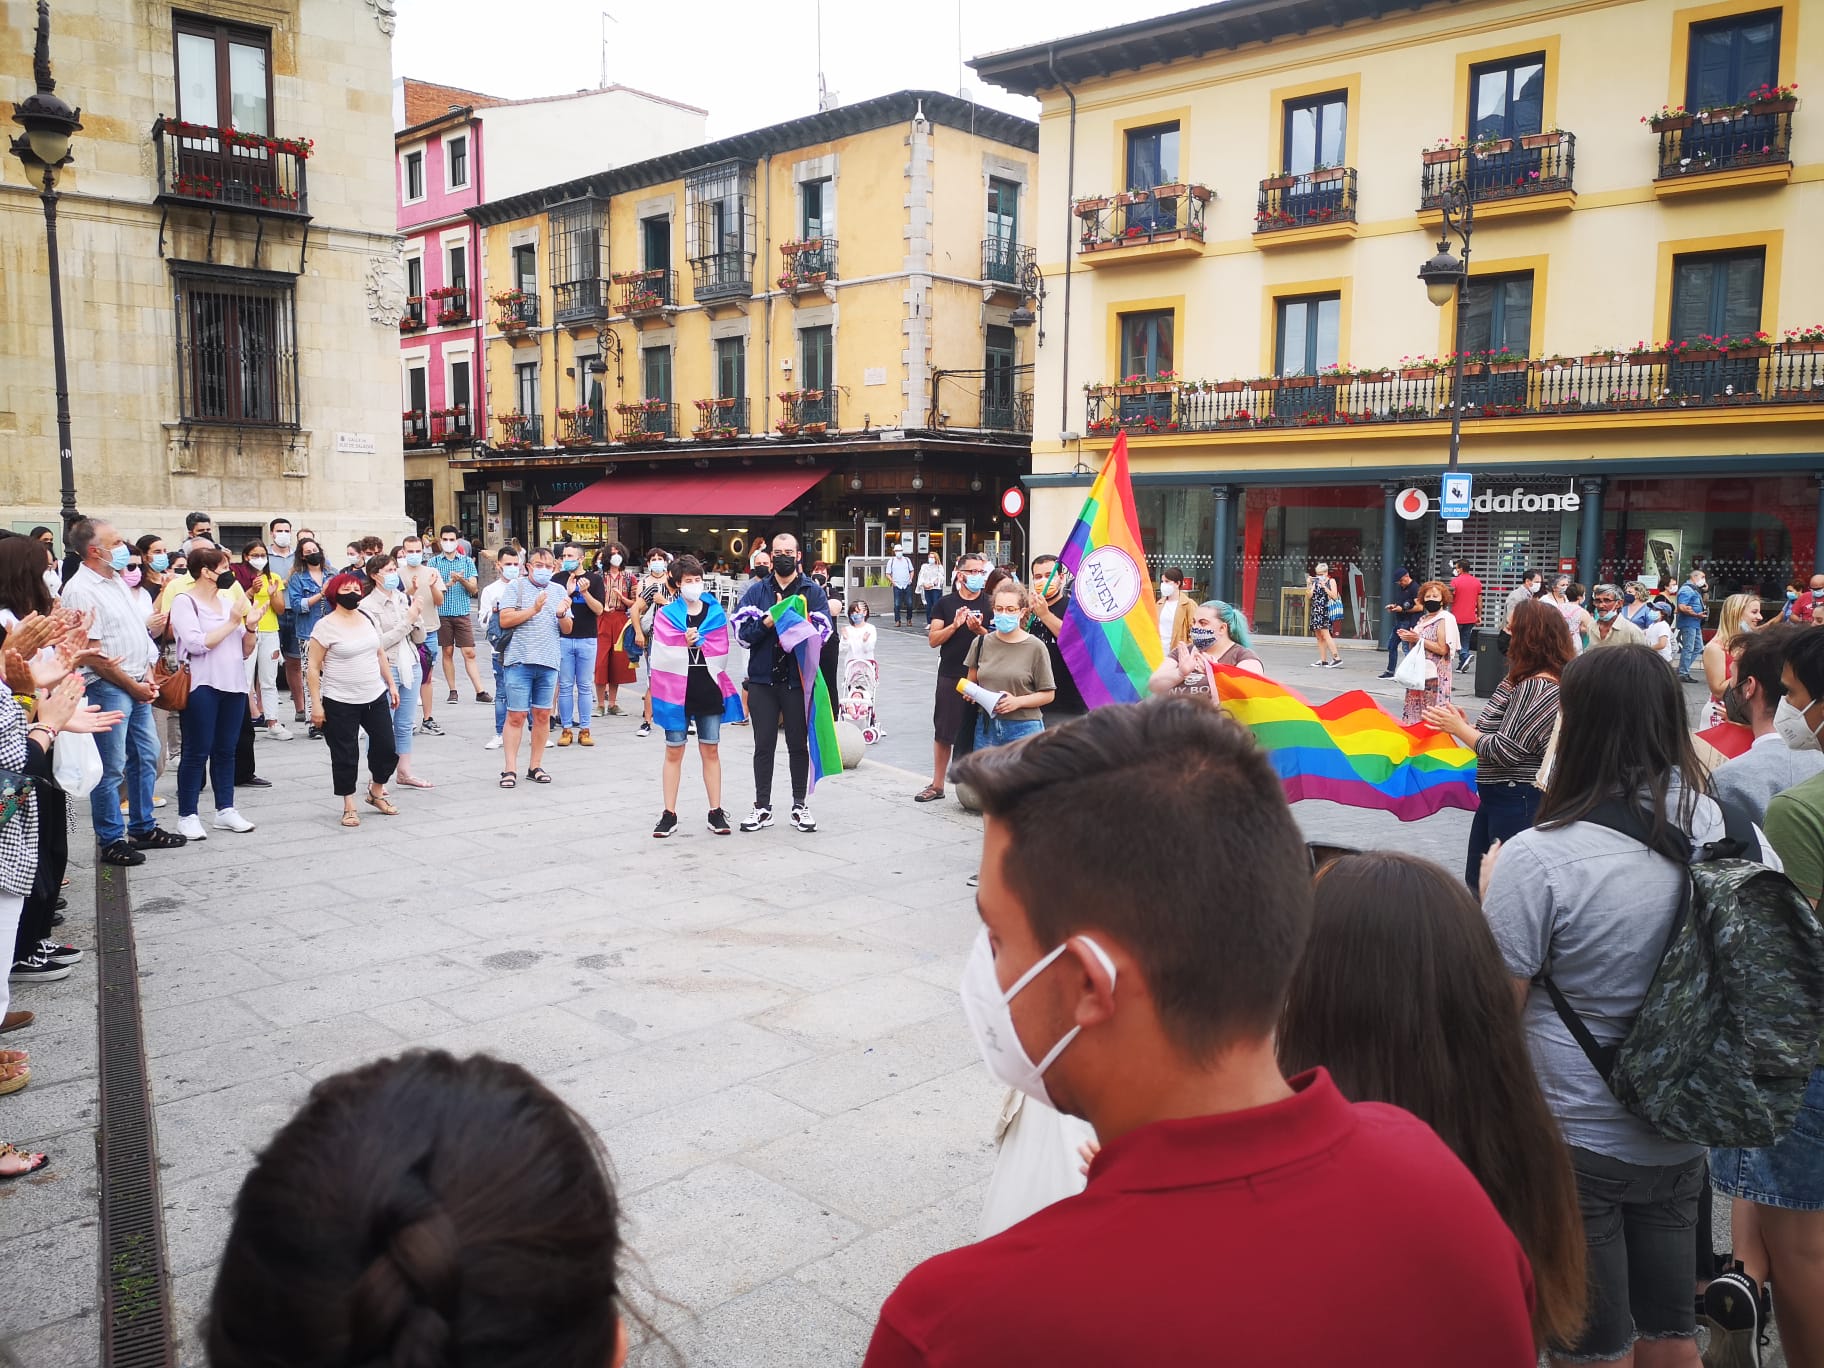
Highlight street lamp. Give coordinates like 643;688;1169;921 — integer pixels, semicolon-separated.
11;0;84;536
1005;260;1046;347
1417;149;1474;471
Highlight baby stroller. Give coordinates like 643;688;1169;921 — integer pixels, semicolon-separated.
841;657;882;744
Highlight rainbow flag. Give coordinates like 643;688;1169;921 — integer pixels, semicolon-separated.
1211;665;1480;821
1058;431;1164;707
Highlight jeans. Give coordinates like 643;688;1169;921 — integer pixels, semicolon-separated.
1386;628;1410;673
1464;779;1540;890
1712;1066;1824;1211
557;637;598;728
86;678;158;845
322;692;397;796
924;588;943;624
664;711;722;747
176;684;247;817
748;681;809;809
1678;620;1704;676
892;584;914;623
973;715;1045;751
1455;625;1477;671
491;655;507;736
245;627;280;717
390;659;418;758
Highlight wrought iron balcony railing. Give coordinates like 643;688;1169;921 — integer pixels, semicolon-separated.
553;277;610;326
691;252;754;304
494;291;539;332
691;396;749;439
776;389;837;436
616;269;676;315
1256;168;1358;233
1419;132;1576;210
982;238;1035;286
979;376;1035;433
153;117;311;216
429;285;469;325
403;412;430;448
398;297;426;333
778;238;838;290
429;410;473;446
1654;104;1793;180
616;401;677;443
1074;184;1212;254
496;413;543;450
557;408;603;447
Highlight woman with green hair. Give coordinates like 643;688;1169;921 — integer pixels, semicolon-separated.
1149;599;1264;700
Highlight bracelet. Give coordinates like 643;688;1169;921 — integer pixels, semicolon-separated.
28;723;57;740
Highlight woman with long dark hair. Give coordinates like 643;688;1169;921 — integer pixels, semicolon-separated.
1425;597;1574;889
286;537;331;738
1482;644;1756;1365
1280;850;1588;1351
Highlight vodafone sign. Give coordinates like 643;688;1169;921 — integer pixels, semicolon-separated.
1394;488;1430;521
1001;487;1026;518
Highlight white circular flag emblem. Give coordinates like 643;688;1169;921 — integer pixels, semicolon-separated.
1074;545;1144;623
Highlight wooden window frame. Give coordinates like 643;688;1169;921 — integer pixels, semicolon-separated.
172;11;274;134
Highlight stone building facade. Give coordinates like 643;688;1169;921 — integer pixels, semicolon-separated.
1;0;406;553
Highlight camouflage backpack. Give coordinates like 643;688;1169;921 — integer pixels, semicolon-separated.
1539;798;1824;1148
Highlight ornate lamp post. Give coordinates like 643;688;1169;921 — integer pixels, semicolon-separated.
11;0;85;535
1417;150;1474;471
1006;260;1046;346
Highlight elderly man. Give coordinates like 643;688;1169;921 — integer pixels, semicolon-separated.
1586;584;1646;649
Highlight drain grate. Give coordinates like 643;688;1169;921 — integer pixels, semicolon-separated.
95;857;177;1368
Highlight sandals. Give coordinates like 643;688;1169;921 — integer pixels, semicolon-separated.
339;811;361;828
365;792;400;816
0;1142;48;1181
499;772;517;789
0;1061;29;1097
526;767;552;784
396;775;434;789
0;1051;26;1068
914;786;945;803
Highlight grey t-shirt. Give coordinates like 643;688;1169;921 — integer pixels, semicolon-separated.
1483;778;1778;1166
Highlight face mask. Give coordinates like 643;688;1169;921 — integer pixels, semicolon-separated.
1597;609;1617;623
530;568;553;587
610;554;623;567
121;568;143;588
404;552;423;567
1160;581;1178;599
1776;697;1823;752
1190;626;1218;649
303;551;324;566
772;553;798;579
150;553;169;572
382;571;401;592
964;572;986;592
561;558;578;572
849;610;864;624
649;561;667;576
272;532;291;548
680;582;705;603
992;612;1020;634
441;540;458;553
1422;599;1442;613
108;544;131;571
1695;578;1707;591
959;927;1118;1109
244;557;266;574
500;564;521;581
335;592;362;611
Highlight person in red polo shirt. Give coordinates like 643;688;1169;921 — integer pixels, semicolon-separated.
863;699;1536;1368
1450;557;1483;673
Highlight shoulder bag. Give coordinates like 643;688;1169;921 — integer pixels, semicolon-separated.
151;599;192;711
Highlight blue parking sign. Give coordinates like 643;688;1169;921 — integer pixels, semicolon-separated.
1440;472;1473;519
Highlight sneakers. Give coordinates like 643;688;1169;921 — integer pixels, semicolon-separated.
484;734;503;750
294;708;307;723
607;703;625;716
1377;670;1396;680
9;954;71;984
556;728;574;747
213;808;255;833
178;814;208;842
421;717;445;737
265;720;293;741
1310;660;1327;667
707;808;731;835
475;690;494;703
578;729;594;747
99;840;144;867
637;720;652;738
740;805;773;832
37;940;81;966
1326;660;1343;668
448;689;459;704
791;805;817;833
129;826;187;850
307;725;323;740
1700;1265;1763;1368
653;810;678;839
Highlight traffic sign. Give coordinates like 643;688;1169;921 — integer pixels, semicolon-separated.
1440;472;1474;520
1001;486;1026;518
1394;488;1429;521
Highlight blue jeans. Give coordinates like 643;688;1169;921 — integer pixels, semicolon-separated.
557;637;597;728
924;588;943;624
491;655;507;736
892;584;913;623
1712;1067;1824;1211
390;660;418;757
86;678;158;844
176;684;246;817
1678;620;1704;676
664;711;723;746
1386;629;1409;673
1465;779;1540;890
974;715;1045;751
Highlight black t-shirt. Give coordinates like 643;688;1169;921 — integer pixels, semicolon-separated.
1027;592;1085;714
683;602;724;715
1391;581;1420;629
934;590;986;677
564;570;603;638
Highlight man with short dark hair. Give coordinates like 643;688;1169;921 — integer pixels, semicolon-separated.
1024;554;1082;719
1449;557;1482;671
918;551;989;802
185;510;214;543
1497;569;1542;656
429;524;490;705
1711;626;1824;821
863;699;1536;1365
1380;568;1418;679
734;531;829;832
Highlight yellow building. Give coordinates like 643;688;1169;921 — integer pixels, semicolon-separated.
458;90;1038;572
974;0;1824;643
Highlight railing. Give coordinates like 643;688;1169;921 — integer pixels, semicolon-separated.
982;238;1035;286
1074;184;1212;253
1654;105;1793;180
980;383;1035;433
403;412;430;448
691;396;748;439
429;410;473;446
776;389;837;436
496;413;543;450
494;291;539;331
616;269;676;315
1256;168;1358;233
557;408;601;447
690;251;753;303
430;285;469;325
1083;346;1824;436
399;297;426;333
553;277;610;325
616;401;677;443
778;238;838;289
1419;132;1576;210
153;117;311;216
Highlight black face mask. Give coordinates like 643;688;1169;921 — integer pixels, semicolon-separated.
1423;599;1442;612
771;553;798;580
334;592;362;611
303;551;324;566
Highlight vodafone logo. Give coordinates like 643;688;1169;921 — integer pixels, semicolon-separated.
1395;488;1430;521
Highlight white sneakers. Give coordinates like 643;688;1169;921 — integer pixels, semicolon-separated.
178;813;207;841
265;721;294;741
214;808;255;833
485;734;503;750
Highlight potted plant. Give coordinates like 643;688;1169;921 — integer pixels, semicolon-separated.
1207;378;1248;394
1072;196;1110;216
1668;335;1724;363
1397;356;1443;381
1519;129;1562;150
1141;369;1178;395
1471;133;1514;155
775;419;801;436
1318;364;1356;386
802;421;828;436
1354;368;1394;384
1484;346;1530;373
1746;81;1799;114
1719;330;1773;359
1114;189;1150;206
1422;136;1463;165
1643;103;1694;132
1783;325;1824;354
1309;164;1348;184
1261;172;1295;191
1248;375;1284;393
1625;340;1670;365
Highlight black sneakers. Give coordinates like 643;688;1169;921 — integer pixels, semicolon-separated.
653;810;678;839
38;940;82;966
99;840;145;867
129;827;187;851
9;954;71;984
1700;1264;1764;1368
707;808;731;835
637;720;653;738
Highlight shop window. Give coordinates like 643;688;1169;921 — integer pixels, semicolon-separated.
1457;272;1533;409
1274;294;1340;422
175;14;271;135
1671;248;1764;400
1118;309;1174;424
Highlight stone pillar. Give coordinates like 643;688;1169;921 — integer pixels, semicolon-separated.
1209;485;1233;601
1578;477;1605;585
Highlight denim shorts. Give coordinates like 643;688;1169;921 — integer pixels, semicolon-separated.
664;712;722;747
1560;1147;1705;1361
1712;1066;1824;1211
501;662;557;713
973;715;1045;751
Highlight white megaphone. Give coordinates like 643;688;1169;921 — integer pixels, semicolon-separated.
956;677;1007;714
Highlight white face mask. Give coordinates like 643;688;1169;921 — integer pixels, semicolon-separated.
1159;581;1178;599
609;553;623;567
441;539;457;553
272;532;291;548
680;582;704;602
959;927;1117;1109
1776;697;1823;752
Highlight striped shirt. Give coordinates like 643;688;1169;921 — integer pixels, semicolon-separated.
1473;674;1561;785
61;564;153;682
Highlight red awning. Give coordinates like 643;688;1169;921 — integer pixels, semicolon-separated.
546;466;827;517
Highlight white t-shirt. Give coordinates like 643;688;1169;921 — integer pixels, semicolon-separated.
1644;618;1674;663
916;561;946;592
840;619;877;665
1158;598;1178;653
42;567;61;601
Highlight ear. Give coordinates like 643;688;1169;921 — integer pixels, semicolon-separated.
1065;937;1119;1029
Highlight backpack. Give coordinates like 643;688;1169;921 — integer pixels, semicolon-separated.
485;585;516;655
1539;798;1824;1148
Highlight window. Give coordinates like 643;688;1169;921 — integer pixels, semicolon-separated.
516;361;539;415
984;325;1018;429
687;161;756;300
642;216;670;272
643;346;672;402
1117;310;1174;424
551;198;607;322
1457;273;1533;356
405;366;428;439
801;326;833;424
447;244;467;293
174;15;270;134
173;268;298;426
1470;55;1545;142
986;178;1019;243
1275;295;1341;376
446;134;468;188
1124;122;1179;191
405;480;434;533
716;337;745;401
405;255;423;300
449;359;471;417
403;150;424;201
1284;94;1346;175
1687;10;1780;109
1671;249;1765;339
513;242;536;295
802;178;831;239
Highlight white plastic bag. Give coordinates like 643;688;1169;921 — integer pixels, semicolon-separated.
53;729;102;797
1393;636;1432;690
978;1090;1098;1239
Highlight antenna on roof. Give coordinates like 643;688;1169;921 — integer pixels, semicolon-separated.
816;0;832;111
599;10;617;89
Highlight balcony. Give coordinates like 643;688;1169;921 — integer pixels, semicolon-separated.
1255;168;1358;246
403;410;430;449
1652;101;1794;196
429;285;470;326
1418;132;1577;222
776;388;838;437
1082;342;1824;439
980;370;1035;433
398;296;427;335
777;239;838;299
429;408;473;447
1074;184;1212;265
691;252;754;306
982;238;1035;293
553;277;610;328
691;397;749;440
557;406;604;449
616;400;677;444
152;117;311;218
616;269;677;324
493;289;539;344
496;412;543;451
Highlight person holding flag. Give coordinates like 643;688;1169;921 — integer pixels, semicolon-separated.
733;532;838;833
1055;432;1165;708
647;555;744;838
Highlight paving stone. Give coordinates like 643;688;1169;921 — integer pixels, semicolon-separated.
632;1275;873;1368
793;1179;990;1322
601;1083;824;1194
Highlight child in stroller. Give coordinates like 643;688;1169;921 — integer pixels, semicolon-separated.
840;598;881;743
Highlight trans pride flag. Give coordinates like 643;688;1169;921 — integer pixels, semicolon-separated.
1058;432;1164;707
1210;665;1480;821
648;596;744;734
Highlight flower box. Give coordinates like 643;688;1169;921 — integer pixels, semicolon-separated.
1260;174;1295;191
1206;379;1248;393
1783;340;1824;354
1319;372;1354;387
1724;345;1771;360
1279;375;1319;390
1309;166;1348;184
1354;370;1394;384
1114;190;1150;206
1422;147;1461;165
1476;137;1515;155
1519;132;1561;150
1675;348;1723;363
1073;196;1110;215
1399;367;1438;381
1248;377;1283;392
1488;360;1530;374
1140;381;1176;395
500;318;527;331
1626;350;1669;365
1648;114;1693;132
1748;97;1797;114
